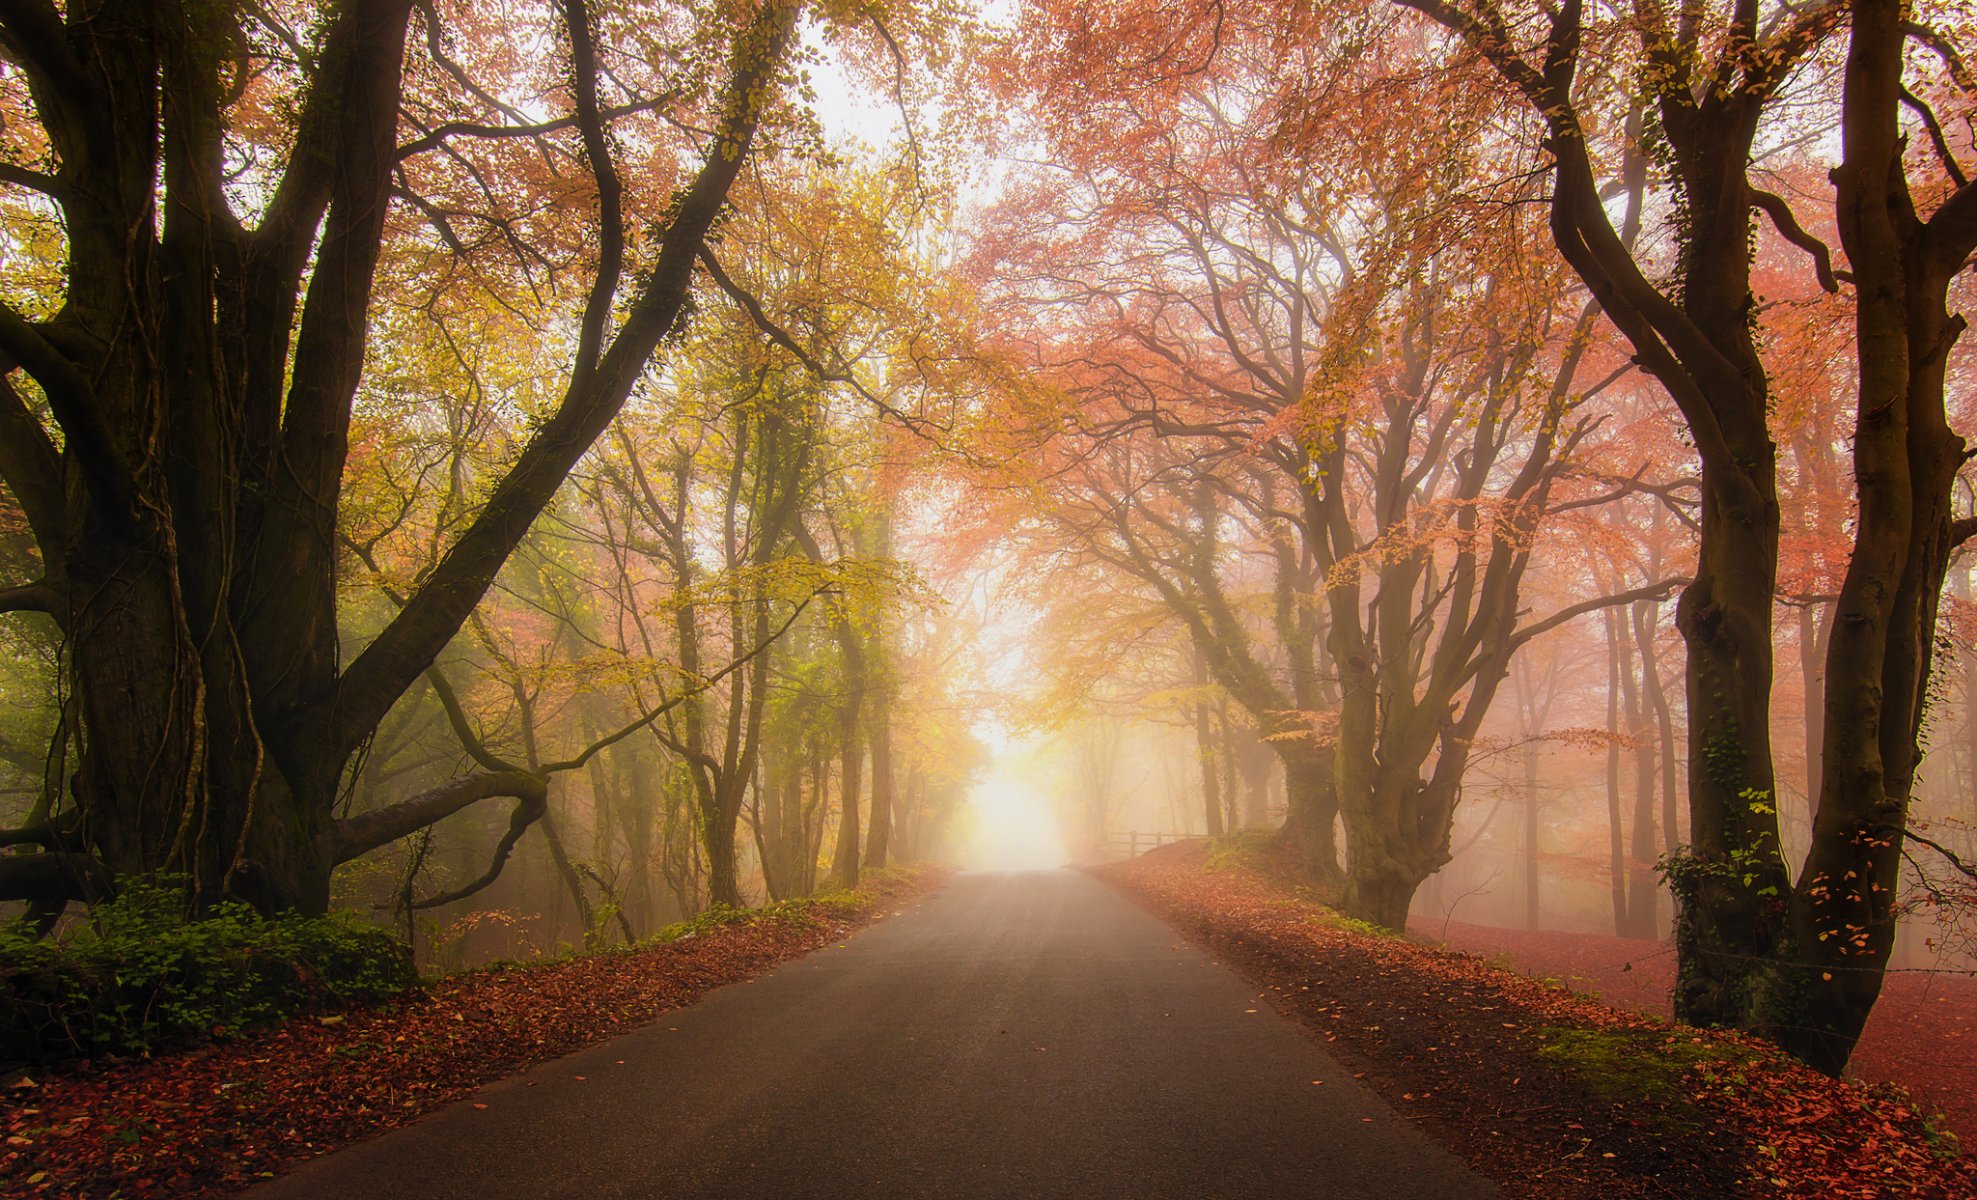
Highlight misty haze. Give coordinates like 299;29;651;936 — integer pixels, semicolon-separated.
0;0;1973;1197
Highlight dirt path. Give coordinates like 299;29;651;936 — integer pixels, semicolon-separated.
238;870;1495;1200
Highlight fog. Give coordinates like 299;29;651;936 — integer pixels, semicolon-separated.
955;728;1070;871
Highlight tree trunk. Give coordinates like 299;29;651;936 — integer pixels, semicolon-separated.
1764;0;1975;1072
1218;701;1239;834
1275;743;1340;885
805;741;830;894
1637;597;1681;858
1667;461;1789;1029
1524;741;1541;932
538;808;599;947
832;707;863;888
1798;602;1834;814
1605;611;1631;936
1622;603;1659;939
1237;735;1273;830
1192;647;1226;839
704;793;743;909
865;706;894;869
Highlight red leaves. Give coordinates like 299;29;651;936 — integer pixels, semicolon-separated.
0;870;939;1199
1434;917;1977;1152
1099;846;1976;1200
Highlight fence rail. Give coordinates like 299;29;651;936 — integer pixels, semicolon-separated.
1100;830;1202;859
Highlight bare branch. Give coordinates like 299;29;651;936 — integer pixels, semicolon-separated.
696;241;942;440
0;162;65;201
538;594;814;774
330;769;548;864
1891;824;1977;881
1511;577;1689;648
1750;190;1843;292
0;580;55;614
403;783;551;909
425;665;524;774
1901;86;1969;188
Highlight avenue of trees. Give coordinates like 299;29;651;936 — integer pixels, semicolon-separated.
0;0;985;946
3;0;1977;1082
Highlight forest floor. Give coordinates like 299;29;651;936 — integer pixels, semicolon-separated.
1427;918;1977;1146
1096;843;1977;1200
0;867;943;1200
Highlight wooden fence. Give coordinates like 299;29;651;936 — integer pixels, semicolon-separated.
1100;830;1201;860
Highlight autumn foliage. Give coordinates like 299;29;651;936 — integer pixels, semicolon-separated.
1101;844;1976;1200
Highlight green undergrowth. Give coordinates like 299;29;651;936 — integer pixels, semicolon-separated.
0;877;415;1065
1204;828;1279;873
647;865;926;946
1322;911;1398;939
1;865;934;1067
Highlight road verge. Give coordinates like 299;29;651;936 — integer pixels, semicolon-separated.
0;867;945;1199
1094;842;1970;1200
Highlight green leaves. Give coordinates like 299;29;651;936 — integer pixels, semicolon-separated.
0;877;416;1064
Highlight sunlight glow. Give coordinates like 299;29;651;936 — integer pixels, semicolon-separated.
956;736;1069;870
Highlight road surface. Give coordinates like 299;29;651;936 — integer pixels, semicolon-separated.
241;870;1496;1199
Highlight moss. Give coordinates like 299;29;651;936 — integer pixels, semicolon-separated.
1534;1025;1766;1128
1204;828;1279;873
1322;912;1395;940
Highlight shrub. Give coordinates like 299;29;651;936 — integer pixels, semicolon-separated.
0;877;417;1064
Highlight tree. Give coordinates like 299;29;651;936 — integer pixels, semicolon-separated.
0;0;945;914
980;34;1672;924
1382;0;1977;1069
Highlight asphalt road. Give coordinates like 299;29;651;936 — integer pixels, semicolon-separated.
239;869;1497;1199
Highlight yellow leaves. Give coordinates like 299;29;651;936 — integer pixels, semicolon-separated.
1320;495;1542;591
1262;709;1341;748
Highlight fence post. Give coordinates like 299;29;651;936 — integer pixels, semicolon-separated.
1129;831;1140;858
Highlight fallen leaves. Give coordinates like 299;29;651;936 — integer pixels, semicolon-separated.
1432;916;1977;1148
0;869;942;1199
1096;845;1976;1200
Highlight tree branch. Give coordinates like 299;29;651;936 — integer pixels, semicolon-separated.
0;161;65;201
537;594;813;774
1897;825;1977;881
1510;577;1689;648
1900;86;1969;188
0;822;58;848
406;784;551;909
328;1;799;757
0;369;61;546
696;241;942;439
0;580;55;615
561;0;626;384
329;769;547;864
425;665;524;774
394;93;676;161
0;0;96;139
1751;189;1843;292
0;852;114;903
0;308;137;525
